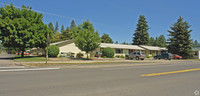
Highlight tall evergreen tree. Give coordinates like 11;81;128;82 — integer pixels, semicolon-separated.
154;37;159;46
55;21;59;33
52;32;62;43
158;35;166;47
70;20;76;30
61;25;65;32
121;42;129;45
101;33;113;43
167;16;193;58
192;40;200;48
133;15;149;45
69;26;79;39
148;37;154;46
61;27;70;40
115;41;119;44
48;22;54;33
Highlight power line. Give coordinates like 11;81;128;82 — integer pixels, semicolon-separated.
0;2;113;28
0;2;126;37
0;2;84;22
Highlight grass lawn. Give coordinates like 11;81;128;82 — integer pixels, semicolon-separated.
14;55;46;62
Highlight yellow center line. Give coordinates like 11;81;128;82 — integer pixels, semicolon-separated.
140;68;200;76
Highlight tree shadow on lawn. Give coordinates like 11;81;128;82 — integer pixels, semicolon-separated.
14;55;42;59
14;55;46;62
70;58;93;60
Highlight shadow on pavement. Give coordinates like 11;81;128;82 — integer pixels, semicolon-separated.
0;54;14;60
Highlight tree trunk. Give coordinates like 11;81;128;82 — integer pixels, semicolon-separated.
87;53;88;59
18;50;20;56
21;48;25;57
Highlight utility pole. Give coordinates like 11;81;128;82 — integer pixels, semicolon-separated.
46;33;49;64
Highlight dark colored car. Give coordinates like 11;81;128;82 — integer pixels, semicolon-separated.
127;52;146;60
154;53;173;60
173;54;182;59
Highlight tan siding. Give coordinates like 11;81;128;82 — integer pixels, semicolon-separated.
59;43;89;58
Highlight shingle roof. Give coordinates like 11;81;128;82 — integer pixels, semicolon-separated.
50;40;73;46
139;45;167;51
100;43;145;50
49;40;167;51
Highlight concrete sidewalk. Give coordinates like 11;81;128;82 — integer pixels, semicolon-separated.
15;58;196;68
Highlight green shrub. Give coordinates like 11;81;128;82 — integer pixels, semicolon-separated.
146;55;151;58
10;50;16;54
76;52;84;58
48;45;60;57
59;55;62;58
152;53;156;57
102;47;114;58
120;55;125;58
103;56;107;58
115;55;120;58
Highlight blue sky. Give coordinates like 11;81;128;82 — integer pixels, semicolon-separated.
1;0;200;43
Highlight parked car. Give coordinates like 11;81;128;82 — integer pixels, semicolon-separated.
127;52;146;60
173;54;182;59
16;52;30;55
154;53;173;60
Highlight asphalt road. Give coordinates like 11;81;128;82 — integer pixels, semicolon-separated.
0;60;200;96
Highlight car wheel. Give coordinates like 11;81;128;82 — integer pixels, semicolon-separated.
141;58;144;60
136;57;139;60
158;58;160;60
127;57;129;60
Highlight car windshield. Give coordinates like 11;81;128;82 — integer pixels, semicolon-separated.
137;52;145;55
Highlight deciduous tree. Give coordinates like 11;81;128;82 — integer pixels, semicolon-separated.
74;20;101;59
0;4;52;57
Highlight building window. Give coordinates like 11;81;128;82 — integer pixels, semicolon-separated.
115;49;123;54
129;49;134;54
100;48;102;53
149;51;152;54
156;51;158;54
129;49;140;54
